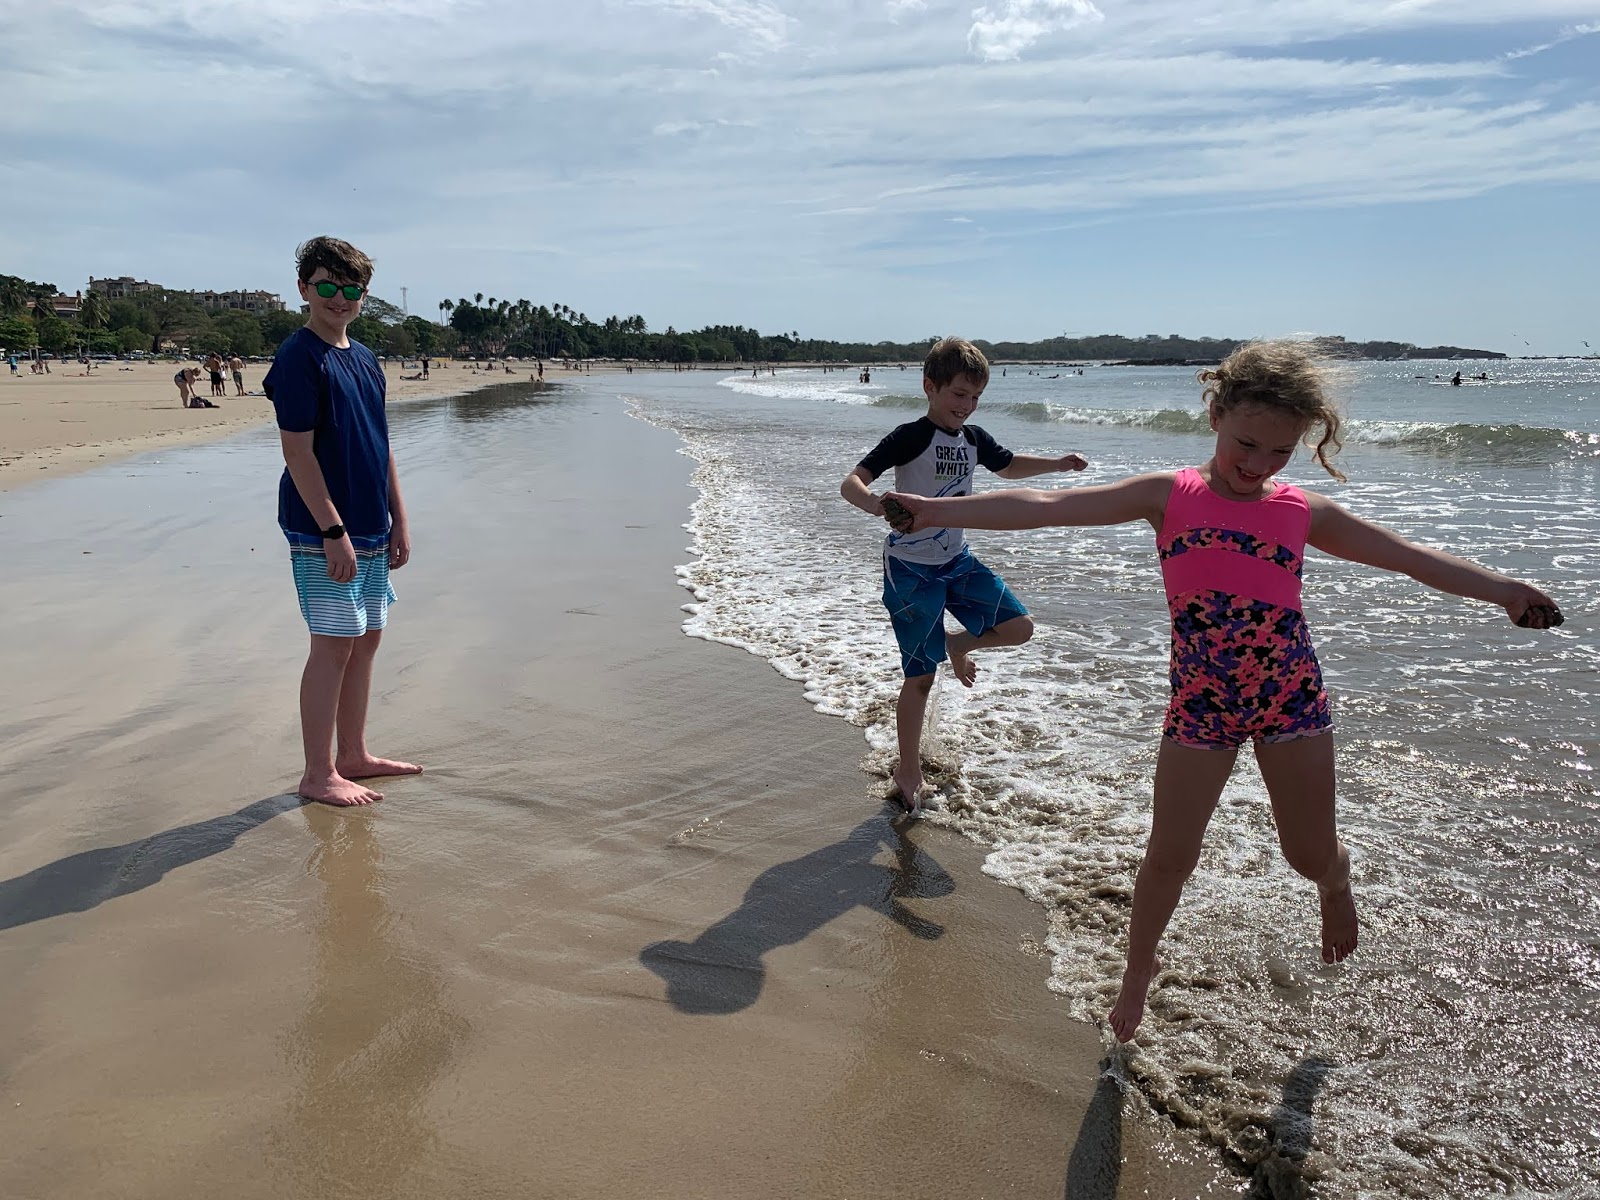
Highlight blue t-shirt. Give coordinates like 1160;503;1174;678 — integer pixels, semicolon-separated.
265;327;391;545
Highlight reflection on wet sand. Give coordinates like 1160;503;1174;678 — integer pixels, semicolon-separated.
387;379;564;429
269;811;469;1197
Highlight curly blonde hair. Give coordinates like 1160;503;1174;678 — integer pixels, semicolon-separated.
1197;341;1346;481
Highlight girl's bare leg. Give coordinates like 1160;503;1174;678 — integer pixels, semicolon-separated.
1253;732;1357;963
1110;739;1237;1041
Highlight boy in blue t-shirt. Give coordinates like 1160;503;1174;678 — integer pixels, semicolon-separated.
264;236;420;807
840;336;1087;813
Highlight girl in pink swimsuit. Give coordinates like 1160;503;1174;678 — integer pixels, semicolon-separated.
882;341;1563;1042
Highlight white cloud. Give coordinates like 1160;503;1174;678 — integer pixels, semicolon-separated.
968;0;1102;62
638;0;792;50
2;0;1597;348
1505;19;1600;60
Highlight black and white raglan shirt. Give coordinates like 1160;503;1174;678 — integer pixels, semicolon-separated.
858;417;1014;566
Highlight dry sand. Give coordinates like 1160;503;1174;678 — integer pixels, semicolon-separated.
0;358;579;490
0;384;1234;1198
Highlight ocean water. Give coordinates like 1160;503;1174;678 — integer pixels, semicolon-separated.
621;360;1600;1199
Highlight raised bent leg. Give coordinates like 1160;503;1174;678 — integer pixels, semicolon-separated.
1253;732;1356;964
1111;739;1237;1041
946;613;1034;687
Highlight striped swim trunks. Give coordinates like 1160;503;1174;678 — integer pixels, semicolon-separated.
287;533;395;637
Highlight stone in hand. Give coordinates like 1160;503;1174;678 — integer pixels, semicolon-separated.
882;494;915;534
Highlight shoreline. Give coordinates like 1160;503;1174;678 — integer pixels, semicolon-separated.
0;384;1235;1198
0;360;589;492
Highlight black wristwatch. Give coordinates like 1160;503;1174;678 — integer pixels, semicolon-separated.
320;523;347;540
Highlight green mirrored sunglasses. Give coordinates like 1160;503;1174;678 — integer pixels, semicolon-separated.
312;281;366;300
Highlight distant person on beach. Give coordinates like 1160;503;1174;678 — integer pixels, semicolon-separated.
265;235;421;807
205;353;226;397
7;353;17;376
841;336;1089;814
420;354;430;380
229;354;245;395
882;340;1564;1041
174;365;206;406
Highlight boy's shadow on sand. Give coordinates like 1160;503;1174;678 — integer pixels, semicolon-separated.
0;795;304;931
640;809;955;1015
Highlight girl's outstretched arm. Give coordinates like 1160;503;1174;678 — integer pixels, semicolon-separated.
1305;493;1563;627
885;472;1172;533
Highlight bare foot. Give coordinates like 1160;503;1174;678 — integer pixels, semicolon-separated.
1319;883;1359;963
298;773;383;807
337;755;424;780
1108;961;1157;1042
891;765;925;816
946;633;979;688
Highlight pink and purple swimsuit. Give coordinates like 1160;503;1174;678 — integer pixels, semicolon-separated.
1157;467;1334;750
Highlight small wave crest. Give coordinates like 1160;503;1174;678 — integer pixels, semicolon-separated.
995;403;1600;464
718;372;880;405
1344;419;1600;463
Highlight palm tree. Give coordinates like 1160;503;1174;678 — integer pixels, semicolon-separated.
80;289;108;330
0;276;28;314
28;283;58;325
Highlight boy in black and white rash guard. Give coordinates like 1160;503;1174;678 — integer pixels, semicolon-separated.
841;336;1088;813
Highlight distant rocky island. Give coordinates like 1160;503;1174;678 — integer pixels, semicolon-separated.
980;333;1505;366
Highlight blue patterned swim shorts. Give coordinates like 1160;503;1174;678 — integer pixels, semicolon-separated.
288;534;395;637
881;548;1027;678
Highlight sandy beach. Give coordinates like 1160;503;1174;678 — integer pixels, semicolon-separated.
0;379;1234;1199
0;358;577;490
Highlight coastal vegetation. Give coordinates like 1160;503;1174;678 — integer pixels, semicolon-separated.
0;273;1504;363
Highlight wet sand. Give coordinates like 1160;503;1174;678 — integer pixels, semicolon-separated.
0;383;1232;1198
0;359;556;490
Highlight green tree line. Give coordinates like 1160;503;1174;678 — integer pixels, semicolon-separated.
2;273;1501;364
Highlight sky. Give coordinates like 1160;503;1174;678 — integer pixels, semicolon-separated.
2;0;1598;354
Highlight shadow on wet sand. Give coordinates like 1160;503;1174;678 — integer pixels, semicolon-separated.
1245;1055;1335;1199
0;794;304;931
1065;1055;1126;1200
641;808;954;1015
